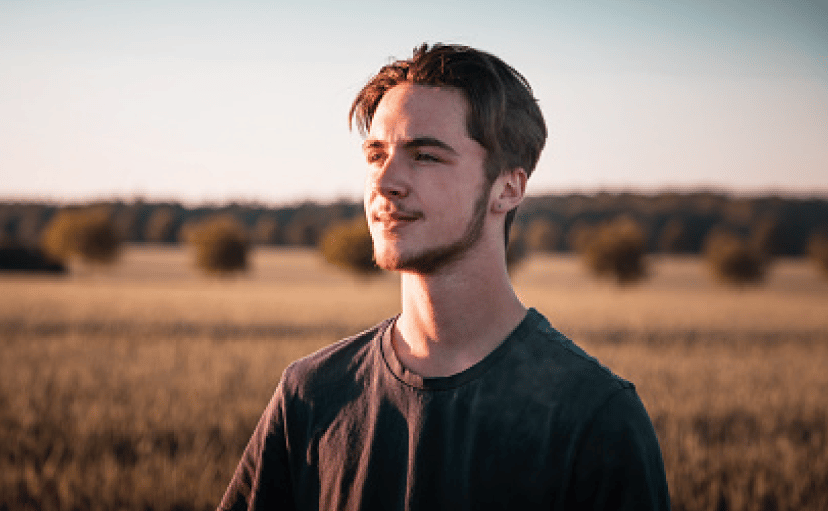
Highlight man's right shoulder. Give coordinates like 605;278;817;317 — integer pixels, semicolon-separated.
278;317;394;398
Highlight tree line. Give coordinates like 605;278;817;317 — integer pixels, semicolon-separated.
1;192;827;283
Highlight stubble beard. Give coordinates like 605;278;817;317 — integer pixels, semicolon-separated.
373;184;491;275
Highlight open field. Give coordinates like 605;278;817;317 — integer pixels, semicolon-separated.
2;245;828;510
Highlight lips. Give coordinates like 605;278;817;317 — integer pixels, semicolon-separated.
372;208;423;228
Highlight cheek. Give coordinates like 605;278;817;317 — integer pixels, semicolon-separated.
363;181;374;213
448;183;486;217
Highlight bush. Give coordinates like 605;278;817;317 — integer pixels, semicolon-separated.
253;215;283;245
525;218;560;253
808;228;828;277
144;207;179;243
582;216;648;284
284;220;322;247
188;215;250;275
566;220;596;253
658;218;689;253
704;228;766;285
0;245;67;273
10;206;48;247
751;215;783;260
113;206;142;242
40;207;122;265
319;217;379;275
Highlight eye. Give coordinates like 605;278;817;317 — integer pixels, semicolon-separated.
414;151;440;163
365;150;385;164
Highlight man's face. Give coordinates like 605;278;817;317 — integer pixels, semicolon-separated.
363;83;492;274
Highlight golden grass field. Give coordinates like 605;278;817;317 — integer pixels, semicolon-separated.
2;245;827;510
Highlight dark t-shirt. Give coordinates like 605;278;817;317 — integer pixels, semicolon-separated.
218;308;670;510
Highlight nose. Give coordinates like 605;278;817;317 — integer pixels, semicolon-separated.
369;150;409;199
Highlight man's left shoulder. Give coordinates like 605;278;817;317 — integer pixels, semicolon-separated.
517;310;632;387
503;309;640;421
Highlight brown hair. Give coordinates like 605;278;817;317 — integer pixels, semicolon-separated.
349;43;547;245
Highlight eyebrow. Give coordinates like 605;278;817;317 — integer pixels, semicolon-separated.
362;136;458;155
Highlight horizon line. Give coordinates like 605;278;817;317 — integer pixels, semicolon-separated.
2;185;828;208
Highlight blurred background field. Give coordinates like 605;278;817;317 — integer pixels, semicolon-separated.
2;245;827;511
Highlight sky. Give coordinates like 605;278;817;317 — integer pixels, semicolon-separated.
1;0;826;205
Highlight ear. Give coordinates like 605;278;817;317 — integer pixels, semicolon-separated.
490;167;527;213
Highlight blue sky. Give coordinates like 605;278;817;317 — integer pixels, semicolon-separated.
1;0;826;204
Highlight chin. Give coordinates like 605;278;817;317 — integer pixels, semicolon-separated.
374;243;470;276
372;247;418;273
371;242;403;272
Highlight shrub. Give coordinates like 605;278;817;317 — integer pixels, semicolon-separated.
144;207;179;243
177;217;201;245
253;215;283;245
40;207;122;265
0;245;67;273
188;215;250;275
525;218;560;253
704;227;766;285
11;206;48;247
566;220;596;253
319;217;379;275
113;206;142;242
40;211;74;261
808;228;828;277
658;218;689;253
751;215;783;260
284;221;321;247
582;216;648;284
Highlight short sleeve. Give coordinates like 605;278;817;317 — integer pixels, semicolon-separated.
217;381;295;511
566;388;670;510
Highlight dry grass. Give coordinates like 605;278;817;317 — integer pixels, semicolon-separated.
1;246;827;510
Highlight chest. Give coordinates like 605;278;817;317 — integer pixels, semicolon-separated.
295;385;582;510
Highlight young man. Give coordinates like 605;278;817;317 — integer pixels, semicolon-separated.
219;43;670;510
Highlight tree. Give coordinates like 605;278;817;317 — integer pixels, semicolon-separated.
188;215;250;275
566;220;596;254
0;245;67;273
807;228;828;277
40;207;122;266
144;206;179;243
253;215;283;245
525;218;560;253
319;217;379;275
703;227;765;285
582;216;648;284
112;205;142;242
751;214;783;260
659;217;689;253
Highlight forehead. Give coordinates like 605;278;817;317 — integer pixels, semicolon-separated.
368;83;471;143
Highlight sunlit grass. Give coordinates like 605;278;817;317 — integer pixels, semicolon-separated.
2;246;827;510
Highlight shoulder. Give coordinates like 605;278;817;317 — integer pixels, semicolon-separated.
522;313;662;458
517;312;669;508
507;309;634;408
484;309;634;434
567;387;670;509
279;317;393;400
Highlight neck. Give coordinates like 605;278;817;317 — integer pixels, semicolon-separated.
393;250;527;377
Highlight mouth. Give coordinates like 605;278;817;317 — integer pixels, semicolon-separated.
372;209;423;230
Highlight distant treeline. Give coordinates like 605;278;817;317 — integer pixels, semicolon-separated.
2;192;828;257
517;192;828;256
